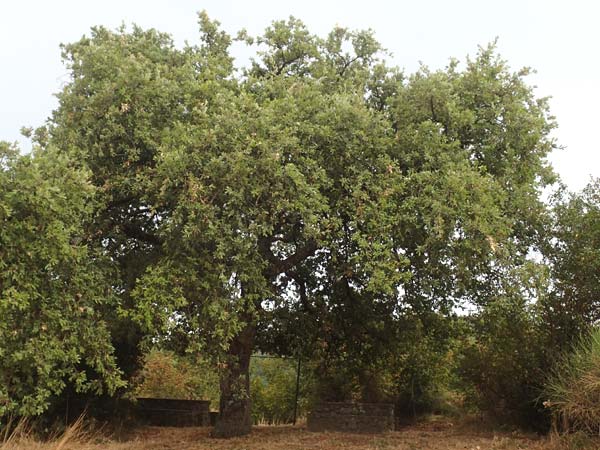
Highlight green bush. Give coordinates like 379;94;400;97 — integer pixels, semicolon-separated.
390;314;458;418
250;356;310;424
459;295;549;429
545;328;600;435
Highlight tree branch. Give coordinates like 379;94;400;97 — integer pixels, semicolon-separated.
121;223;162;246
258;236;318;278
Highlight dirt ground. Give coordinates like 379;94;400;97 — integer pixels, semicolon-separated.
2;421;561;450
122;424;547;450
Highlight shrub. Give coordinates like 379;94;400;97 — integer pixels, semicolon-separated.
458;295;550;429
250;356;310;424
545;328;600;435
390;314;458;418
133;349;219;408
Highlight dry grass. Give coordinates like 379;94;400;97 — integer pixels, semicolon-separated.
2;416;598;450
544;328;600;435
1;415;91;450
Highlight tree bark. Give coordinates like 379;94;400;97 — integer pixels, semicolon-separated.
212;323;255;438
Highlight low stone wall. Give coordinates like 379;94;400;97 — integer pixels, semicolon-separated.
307;402;394;433
136;398;211;427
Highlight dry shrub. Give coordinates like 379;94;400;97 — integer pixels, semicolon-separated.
545;328;600;435
544;431;600;450
133;348;219;407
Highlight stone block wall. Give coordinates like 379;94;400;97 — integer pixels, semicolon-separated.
307;402;394;433
136;398;211;427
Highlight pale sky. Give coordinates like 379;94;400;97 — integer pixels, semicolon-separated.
1;0;598;192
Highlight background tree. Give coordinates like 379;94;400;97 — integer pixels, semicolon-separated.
460;178;600;429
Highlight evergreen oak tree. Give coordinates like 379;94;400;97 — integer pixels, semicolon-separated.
25;13;557;436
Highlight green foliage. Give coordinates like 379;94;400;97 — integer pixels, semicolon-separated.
541;180;600;350
389;314;458;417
460;262;556;430
49;24;200;380
545;328;600;435
0;143;123;417
133;349;219;408
390;43;555;311
250;357;310;424
539;181;600;435
458;280;550;429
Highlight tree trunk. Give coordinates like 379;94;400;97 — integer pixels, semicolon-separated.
213;323;255;438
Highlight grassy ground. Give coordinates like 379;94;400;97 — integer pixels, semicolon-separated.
2;419;564;450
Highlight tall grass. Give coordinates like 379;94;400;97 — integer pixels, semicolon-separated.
1;416;30;449
1;415;88;450
545;328;600;435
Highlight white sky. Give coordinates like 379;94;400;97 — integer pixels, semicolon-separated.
1;0;598;192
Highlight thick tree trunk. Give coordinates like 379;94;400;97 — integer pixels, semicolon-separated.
212;323;255;438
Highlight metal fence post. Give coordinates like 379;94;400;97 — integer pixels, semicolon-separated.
293;356;301;425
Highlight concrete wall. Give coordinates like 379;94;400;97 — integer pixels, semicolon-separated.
307;402;394;433
136;398;211;427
